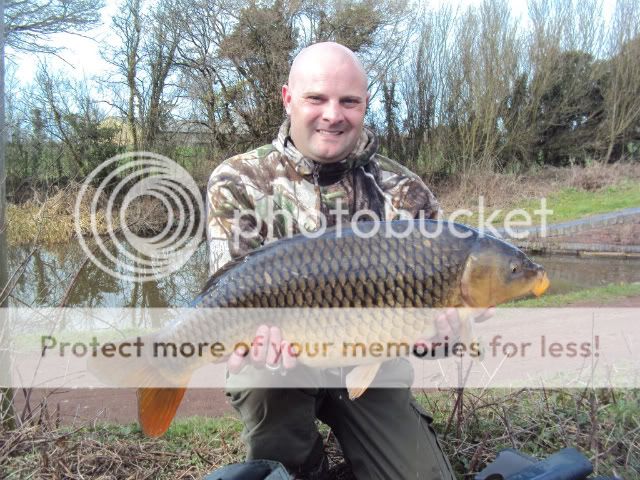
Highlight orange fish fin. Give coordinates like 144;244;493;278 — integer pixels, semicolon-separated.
88;336;192;437
137;387;188;437
346;363;382;400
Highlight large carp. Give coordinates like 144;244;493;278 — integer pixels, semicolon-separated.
89;220;549;436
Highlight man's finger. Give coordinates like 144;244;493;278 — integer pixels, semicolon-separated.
251;324;270;365
435;312;453;339
474;307;495;323
282;341;298;369
228;344;249;374
266;326;282;367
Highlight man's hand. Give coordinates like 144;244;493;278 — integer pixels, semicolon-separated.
227;324;298;374
417;307;495;354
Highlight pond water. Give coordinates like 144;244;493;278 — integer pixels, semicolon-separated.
7;240;210;308
531;253;640;295
6;240;640;309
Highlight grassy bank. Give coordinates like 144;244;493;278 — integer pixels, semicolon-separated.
438;161;640;221
509;282;640;307
2;389;637;478
439;169;640;227
484;180;640;226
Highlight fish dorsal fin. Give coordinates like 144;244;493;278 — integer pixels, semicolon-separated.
138;387;187;437
199;255;247;295
346;363;383;400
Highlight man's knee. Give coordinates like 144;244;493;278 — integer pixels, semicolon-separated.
226;388;324;473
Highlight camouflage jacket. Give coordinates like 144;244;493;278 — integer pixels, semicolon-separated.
206;120;440;274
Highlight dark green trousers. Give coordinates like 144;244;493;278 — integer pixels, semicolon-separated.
226;359;455;480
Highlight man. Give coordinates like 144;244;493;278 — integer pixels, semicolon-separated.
207;42;458;479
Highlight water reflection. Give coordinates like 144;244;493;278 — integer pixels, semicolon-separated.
7;240;210;308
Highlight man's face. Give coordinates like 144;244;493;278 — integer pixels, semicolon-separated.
282;57;369;164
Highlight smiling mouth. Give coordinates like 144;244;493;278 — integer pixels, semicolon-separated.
317;129;343;136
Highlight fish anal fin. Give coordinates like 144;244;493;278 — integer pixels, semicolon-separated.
346;363;382;400
138;387;187;437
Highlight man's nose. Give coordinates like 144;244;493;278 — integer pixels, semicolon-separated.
322;101;344;123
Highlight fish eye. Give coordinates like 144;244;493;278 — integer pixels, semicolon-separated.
510;262;519;273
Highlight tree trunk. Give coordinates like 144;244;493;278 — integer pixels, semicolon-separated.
0;0;17;430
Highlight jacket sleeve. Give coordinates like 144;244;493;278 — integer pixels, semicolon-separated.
206;166;265;276
375;155;441;220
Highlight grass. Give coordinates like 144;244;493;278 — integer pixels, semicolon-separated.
541;181;640;223
501;181;640;226
508;282;640;307
448;180;640;228
2;390;637;479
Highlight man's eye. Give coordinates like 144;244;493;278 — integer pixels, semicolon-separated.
307;96;322;103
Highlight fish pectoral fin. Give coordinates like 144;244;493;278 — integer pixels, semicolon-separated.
138;387;188;437
457;306;484;360
346;363;382;400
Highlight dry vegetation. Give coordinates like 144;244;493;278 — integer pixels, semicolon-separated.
1;388;637;479
7;182;181;246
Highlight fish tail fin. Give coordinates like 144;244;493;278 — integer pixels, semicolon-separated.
138;387;188;437
87;335;192;436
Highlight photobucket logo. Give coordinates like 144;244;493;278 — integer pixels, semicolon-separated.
74;152;204;282
230;196;552;246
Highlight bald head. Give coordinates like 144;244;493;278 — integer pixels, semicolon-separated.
282;42;369;164
288;42;368;92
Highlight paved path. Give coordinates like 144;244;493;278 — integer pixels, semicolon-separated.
13;388;234;426
496;207;640;254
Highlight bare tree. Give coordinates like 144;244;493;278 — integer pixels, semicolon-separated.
4;0;103;54
398;3;457;176
173;0;239;154
32;65;121;177
524;0;606;165
103;0;181;152
108;0;142;150
2;0;106;428
1;0;16;430
599;0;640;162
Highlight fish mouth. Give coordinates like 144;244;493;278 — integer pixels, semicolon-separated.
531;272;550;297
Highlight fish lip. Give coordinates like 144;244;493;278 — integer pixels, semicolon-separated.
532;271;550;297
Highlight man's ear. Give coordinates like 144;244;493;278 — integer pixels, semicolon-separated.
282;84;292;115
